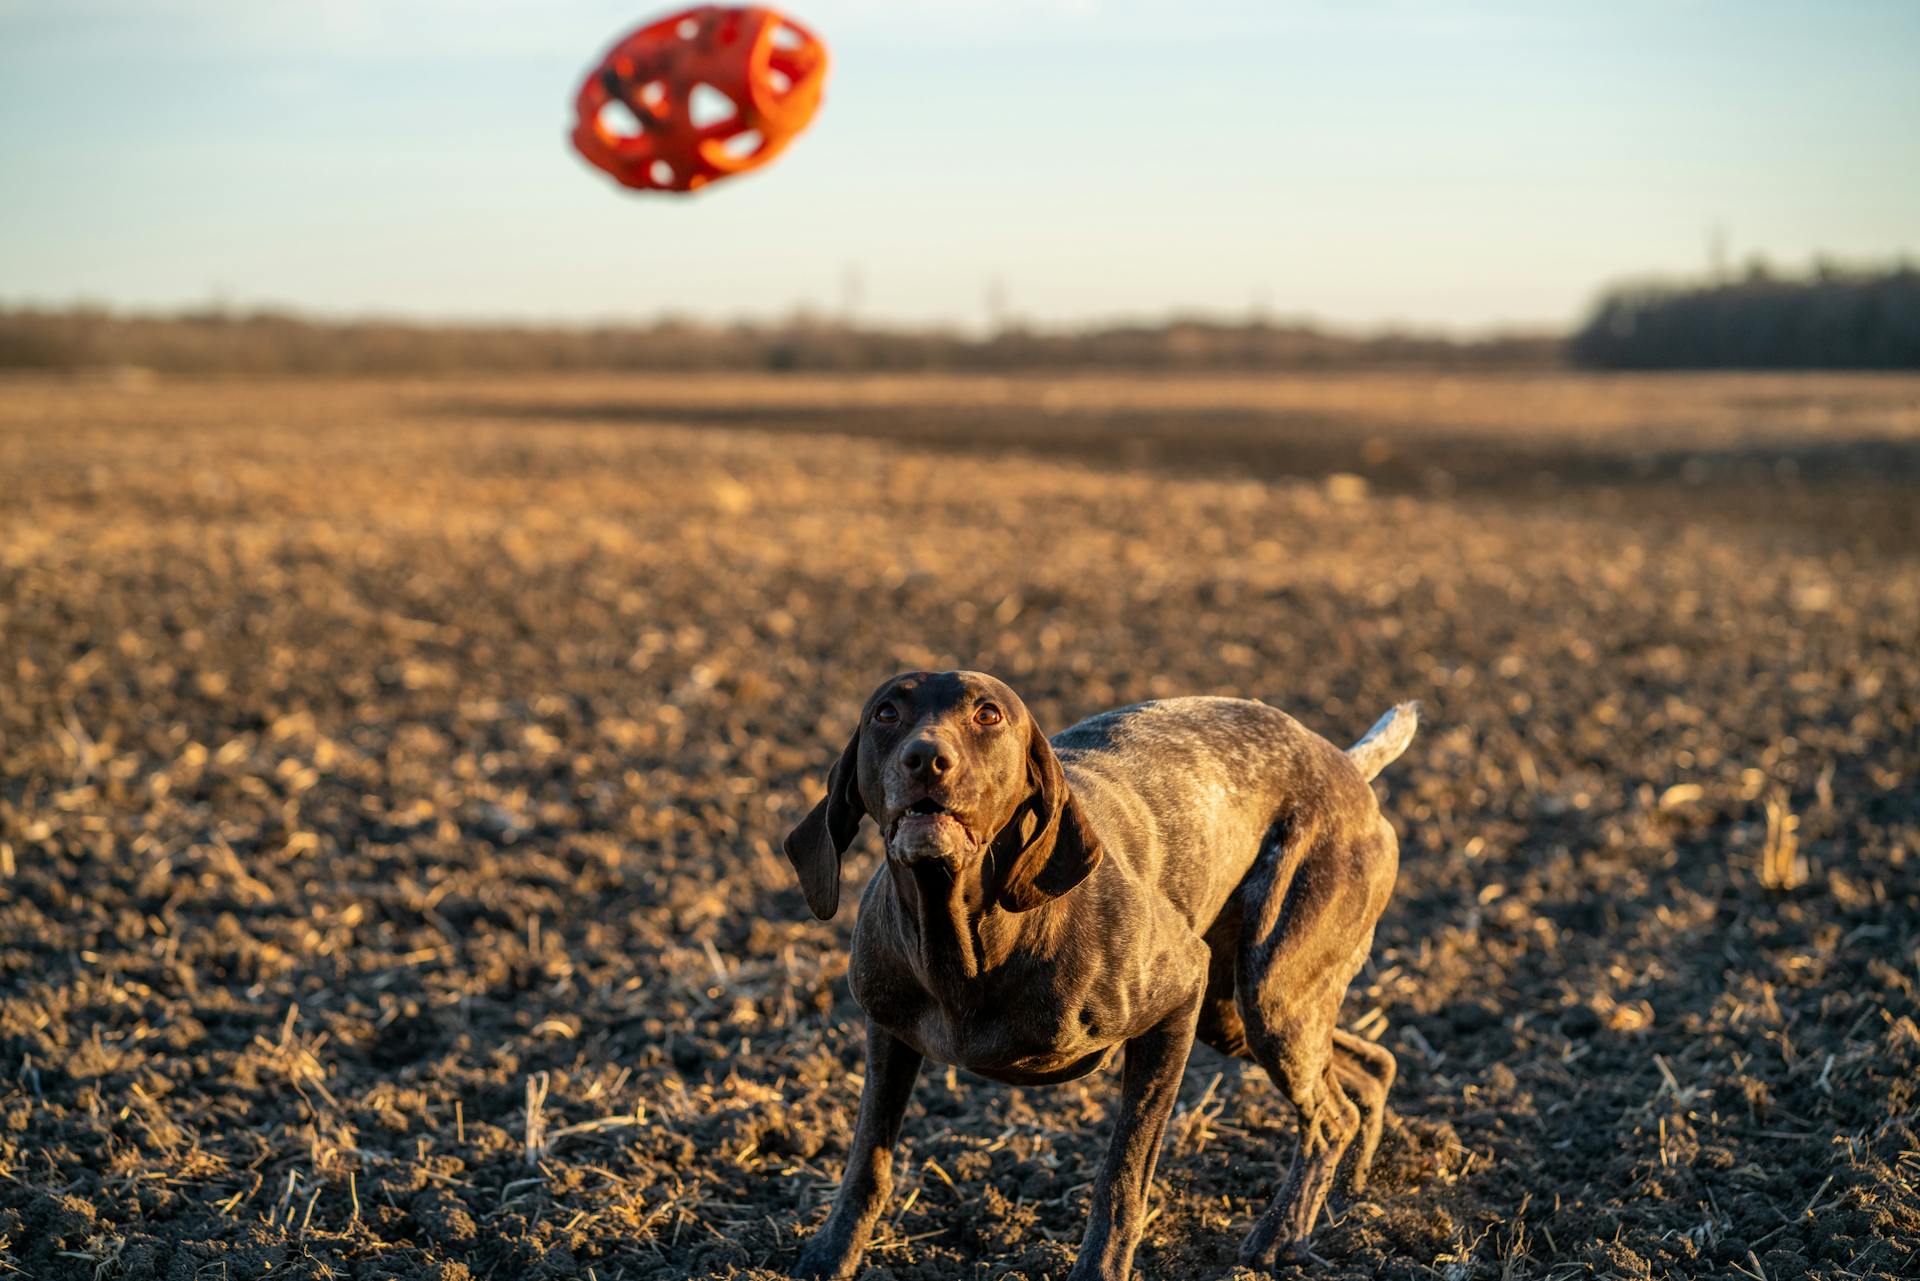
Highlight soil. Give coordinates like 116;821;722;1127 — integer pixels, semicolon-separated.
1;371;1916;1280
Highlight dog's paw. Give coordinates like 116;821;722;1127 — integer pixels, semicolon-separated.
1236;1220;1312;1274
790;1237;858;1280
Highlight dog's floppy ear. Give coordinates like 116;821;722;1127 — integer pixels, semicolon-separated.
783;727;866;920
994;717;1103;913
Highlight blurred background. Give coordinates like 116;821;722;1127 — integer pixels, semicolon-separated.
2;0;1917;363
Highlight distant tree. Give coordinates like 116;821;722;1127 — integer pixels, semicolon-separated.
1570;261;1920;369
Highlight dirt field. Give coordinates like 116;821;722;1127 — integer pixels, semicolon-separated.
2;371;1917;1281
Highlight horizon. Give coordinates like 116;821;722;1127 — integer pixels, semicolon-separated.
4;1;1917;332
5;248;1913;341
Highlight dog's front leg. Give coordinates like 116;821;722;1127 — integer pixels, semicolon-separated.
1068;988;1203;1281
793;1021;923;1279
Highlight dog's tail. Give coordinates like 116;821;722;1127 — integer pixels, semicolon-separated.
1346;702;1419;780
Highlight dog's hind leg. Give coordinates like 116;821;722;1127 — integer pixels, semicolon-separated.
1236;1025;1362;1267
1239;1027;1392;1259
1232;822;1391;1268
1330;1029;1396;1196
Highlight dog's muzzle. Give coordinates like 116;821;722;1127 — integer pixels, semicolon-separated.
887;801;976;864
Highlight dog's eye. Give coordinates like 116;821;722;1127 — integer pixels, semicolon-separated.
974;703;1003;726
872;702;899;725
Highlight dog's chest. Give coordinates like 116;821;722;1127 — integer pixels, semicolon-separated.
852;962;1115;1084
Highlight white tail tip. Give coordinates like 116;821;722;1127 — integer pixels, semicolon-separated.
1346;702;1419;780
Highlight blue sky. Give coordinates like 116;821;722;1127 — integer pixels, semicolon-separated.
2;0;1916;330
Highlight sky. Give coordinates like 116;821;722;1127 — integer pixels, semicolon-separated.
2;0;1916;332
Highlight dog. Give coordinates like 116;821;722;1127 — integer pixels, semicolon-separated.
783;670;1417;1280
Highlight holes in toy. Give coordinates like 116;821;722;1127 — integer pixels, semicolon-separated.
574;8;826;193
598;100;646;139
689;83;737;127
720;130;764;160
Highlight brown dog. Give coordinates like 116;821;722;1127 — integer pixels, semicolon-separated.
784;671;1417;1279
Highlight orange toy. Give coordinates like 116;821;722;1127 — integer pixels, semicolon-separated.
571;6;829;193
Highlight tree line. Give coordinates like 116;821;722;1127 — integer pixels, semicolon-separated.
10;261;1916;375
1570;262;1920;369
0;306;1555;376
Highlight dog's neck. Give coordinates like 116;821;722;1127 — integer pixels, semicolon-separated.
886;854;1024;992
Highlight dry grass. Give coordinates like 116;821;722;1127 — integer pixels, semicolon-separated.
1761;792;1808;893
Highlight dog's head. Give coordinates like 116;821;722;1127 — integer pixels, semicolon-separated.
782;670;1102;920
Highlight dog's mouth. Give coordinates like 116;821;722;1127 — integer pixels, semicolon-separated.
886;797;975;861
894;798;962;833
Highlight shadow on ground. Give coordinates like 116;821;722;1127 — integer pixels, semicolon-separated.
436;396;1920;556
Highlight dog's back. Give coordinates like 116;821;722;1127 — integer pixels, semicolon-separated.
1050;696;1412;935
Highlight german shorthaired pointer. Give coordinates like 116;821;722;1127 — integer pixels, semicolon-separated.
783;671;1417;1279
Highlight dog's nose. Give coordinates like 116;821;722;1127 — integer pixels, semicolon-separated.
901;737;955;780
